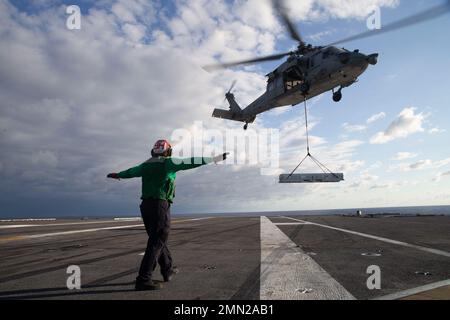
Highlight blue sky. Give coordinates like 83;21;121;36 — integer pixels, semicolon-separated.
0;0;449;217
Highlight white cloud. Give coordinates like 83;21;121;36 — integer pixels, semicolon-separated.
341;112;386;133
307;29;335;42
368;161;383;170
369;183;393;190
342;123;366;132
392;152;418;161
390;157;450;172
335;160;365;172
362;172;379;181
327;140;364;160
122;23;147;42
429;127;445;134
370;108;425;144
284;0;399;21
433;171;450;182
369;180;405;190
235;0;279;30
111;0;155;25
0;0;248;203
278;117;326;150
313;0;399;19
435;158;450;168
367;112;386;124
408;159;432;171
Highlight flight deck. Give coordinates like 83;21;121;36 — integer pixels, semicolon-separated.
0;215;449;300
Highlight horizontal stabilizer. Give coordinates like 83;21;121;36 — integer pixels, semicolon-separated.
212;109;246;123
279;173;344;184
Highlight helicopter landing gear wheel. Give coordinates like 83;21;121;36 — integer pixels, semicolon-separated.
333;89;342;102
244;123;249;131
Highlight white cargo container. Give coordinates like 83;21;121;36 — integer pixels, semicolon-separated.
279;173;344;183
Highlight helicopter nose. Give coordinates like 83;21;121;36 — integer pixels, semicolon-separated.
347;52;368;65
367;53;379;65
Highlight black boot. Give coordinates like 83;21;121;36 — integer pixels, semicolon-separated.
135;280;163;291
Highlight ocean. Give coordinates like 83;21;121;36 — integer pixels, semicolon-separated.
1;205;449;221
177;205;450;218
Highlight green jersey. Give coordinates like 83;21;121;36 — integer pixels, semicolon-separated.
117;157;213;202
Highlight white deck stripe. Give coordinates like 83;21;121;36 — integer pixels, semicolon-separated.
373;279;450;300
0;225;39;229
26;224;144;239
0;217;212;230
260;216;355;300
281;216;450;258
181;217;212;222
9;217;213;241
274;223;309;226
0;220;138;229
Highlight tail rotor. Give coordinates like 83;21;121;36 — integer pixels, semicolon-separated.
224;80;237;102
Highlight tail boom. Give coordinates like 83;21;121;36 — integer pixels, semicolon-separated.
212;109;248;123
212;91;255;124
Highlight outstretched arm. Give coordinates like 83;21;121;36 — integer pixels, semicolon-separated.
107;164;144;180
167;153;229;172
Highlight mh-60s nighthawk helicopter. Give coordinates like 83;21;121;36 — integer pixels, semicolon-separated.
206;0;450;131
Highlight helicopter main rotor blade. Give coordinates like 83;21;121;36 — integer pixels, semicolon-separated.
272;0;305;44
203;51;291;71
327;0;450;46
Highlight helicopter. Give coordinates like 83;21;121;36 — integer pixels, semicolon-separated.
206;0;450;131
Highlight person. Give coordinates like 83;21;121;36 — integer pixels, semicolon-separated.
107;139;228;291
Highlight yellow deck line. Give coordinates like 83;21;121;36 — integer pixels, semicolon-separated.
0;236;27;243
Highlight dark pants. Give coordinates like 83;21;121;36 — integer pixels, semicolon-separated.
136;199;173;283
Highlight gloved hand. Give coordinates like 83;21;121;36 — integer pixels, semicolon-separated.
213;153;229;163
107;173;120;180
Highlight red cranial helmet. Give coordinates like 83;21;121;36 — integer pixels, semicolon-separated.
152;139;172;156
